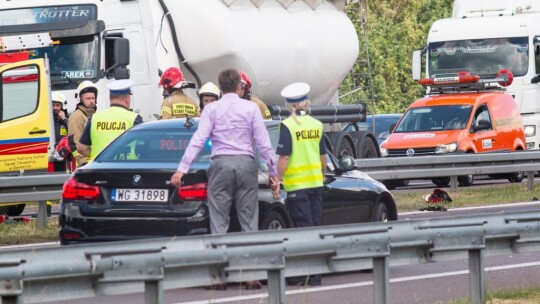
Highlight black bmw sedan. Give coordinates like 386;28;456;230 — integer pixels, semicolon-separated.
59;119;397;244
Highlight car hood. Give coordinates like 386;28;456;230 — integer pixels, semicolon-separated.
383;130;465;149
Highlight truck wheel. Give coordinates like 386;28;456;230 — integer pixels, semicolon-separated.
458;175;474;187
431;177;450;187
507;172;524;183
356;137;378;159
7;204;25;216
335;136;355;158
260;211;286;230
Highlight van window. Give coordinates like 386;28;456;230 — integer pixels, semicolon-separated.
1;65;39;122
472;105;492;132
396;105;472;132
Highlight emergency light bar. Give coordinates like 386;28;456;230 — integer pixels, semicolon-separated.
418;69;514;94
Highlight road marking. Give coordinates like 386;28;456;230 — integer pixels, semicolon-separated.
173;261;540;304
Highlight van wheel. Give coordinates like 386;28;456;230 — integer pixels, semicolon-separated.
431;177;450;188
7;204;25;216
357;138;378;159
260;211;286;230
458;175;474;187
508;172;524;183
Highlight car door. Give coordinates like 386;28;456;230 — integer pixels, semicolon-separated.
321;151;371;225
0;59;52;173
470;104;498;152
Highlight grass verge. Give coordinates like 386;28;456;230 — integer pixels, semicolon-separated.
443;286;540;303
393;183;540;213
0;218;58;245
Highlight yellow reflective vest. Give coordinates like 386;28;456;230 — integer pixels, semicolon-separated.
89;106;138;159
281;115;324;192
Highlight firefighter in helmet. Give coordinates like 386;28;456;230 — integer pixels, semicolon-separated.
159;67;199;119
52;92;69;171
68;80;97;166
198;82;221;113
239;71;272;120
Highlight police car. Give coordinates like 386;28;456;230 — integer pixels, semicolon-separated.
59;119;397;245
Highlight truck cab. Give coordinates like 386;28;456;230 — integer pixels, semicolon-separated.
380;72;526;187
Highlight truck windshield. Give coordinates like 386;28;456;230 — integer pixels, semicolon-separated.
429;37;528;78
0;5;99;89
395;105;473;132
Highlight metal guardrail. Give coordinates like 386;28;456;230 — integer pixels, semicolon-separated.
355;150;540;191
0;210;539;304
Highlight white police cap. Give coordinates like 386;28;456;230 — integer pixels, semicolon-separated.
107;79;134;95
281;82;310;103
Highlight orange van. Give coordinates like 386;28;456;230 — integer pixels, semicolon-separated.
380;72;526;187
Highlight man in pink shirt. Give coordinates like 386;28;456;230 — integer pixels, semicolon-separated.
170;69;279;236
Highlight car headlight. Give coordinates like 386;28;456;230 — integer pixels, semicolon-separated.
435;142;458;154
524;125;536;137
380;147;388;157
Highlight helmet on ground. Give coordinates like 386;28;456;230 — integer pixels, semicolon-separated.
76;81;98;99
160;67;186;90
199;82;221;99
240;71;251;91
52;92;66;105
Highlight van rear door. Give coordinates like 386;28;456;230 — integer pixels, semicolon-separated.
0;59;52;173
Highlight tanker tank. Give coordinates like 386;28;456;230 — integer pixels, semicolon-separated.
149;0;359;106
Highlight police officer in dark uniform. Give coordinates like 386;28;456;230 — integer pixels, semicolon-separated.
275;82;327;287
77;80;143;160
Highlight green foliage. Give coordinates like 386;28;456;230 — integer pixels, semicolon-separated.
341;0;453;114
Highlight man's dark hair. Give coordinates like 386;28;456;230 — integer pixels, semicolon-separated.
218;69;241;93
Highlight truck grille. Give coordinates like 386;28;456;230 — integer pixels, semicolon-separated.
387;147;436;157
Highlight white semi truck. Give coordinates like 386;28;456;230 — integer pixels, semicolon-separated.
412;0;540;150
0;0;379;166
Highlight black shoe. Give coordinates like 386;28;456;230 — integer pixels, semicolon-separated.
308;275;321;286
286;276;309;286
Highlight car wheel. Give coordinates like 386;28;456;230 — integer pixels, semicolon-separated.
383;180;397;190
508;172;524;183
7;204;25;216
0;206;8;215
458;175;474;187
371;202;389;222
356;138;378;159
431;177;450;187
260;211;286;230
400;179;410;187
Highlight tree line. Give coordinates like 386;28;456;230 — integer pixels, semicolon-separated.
340;0;453;114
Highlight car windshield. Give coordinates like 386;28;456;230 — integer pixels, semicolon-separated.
429;37;529;78
395;105;473;132
96;129;212;162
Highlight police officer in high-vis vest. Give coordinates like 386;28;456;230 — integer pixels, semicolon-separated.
77;79;143;161
275;82;327;287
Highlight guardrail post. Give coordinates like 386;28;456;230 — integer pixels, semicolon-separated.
469;249;485;304
267;269;285;304
373;256;390;304
450;176;458;192
37;201;47;229
527;171;535;191
144;280;163;304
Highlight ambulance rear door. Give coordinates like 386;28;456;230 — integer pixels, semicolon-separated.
0;59;53;173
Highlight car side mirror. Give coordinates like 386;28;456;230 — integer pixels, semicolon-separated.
474;119;491;131
339;155;355;172
532;75;540;84
389;123;397;134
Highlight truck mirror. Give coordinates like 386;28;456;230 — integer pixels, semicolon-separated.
103;37;130;79
113;68;130;80
412;50;422;81
534;36;540;55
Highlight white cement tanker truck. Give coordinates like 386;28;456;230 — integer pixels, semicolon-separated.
0;0;379;175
